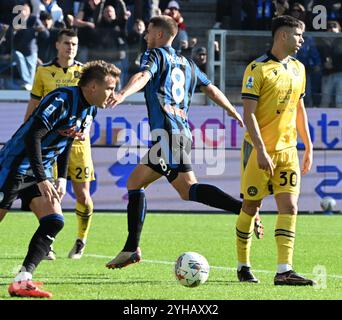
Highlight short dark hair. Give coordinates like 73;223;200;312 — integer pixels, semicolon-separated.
57;29;78;42
149;15;178;37
78;60;121;87
271;15;304;37
40;11;52;21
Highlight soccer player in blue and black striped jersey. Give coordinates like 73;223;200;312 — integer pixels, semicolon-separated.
106;15;245;269
0;60;121;298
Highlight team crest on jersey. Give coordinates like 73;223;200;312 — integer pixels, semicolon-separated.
74;70;81;78
246;76;254;89
292;67;299;76
50;72;56;78
247;186;258;197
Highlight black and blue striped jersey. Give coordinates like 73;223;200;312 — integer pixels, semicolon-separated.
140;46;211;141
0;86;96;185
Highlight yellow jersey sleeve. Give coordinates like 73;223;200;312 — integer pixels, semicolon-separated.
31;66;44;100
241;62;263;101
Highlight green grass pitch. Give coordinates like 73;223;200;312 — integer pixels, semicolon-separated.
0;212;341;300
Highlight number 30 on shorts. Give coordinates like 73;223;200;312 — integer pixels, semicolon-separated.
279;171;297;187
75;167;90;180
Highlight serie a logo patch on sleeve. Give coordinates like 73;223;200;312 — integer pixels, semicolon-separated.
44;104;57;116
246;76;254;89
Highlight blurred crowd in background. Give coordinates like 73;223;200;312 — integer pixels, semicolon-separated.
0;0;342;108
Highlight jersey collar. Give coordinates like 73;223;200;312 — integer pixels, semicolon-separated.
267;51;290;65
53;57;76;68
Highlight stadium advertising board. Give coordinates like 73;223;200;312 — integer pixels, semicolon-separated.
0;103;341;212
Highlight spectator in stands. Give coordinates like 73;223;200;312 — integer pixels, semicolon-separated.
164;1;188;53
254;0;289;30
92;5;127;84
37;11;60;64
127;18;146;78
72;0;104;62
286;2;310;26
123;0;156;33
104;0;131;32
39;0;65;27
122;0;134;32
9;2;45;90
191;43;220;92
180;36;198;60
151;0;162;18
274;0;290;16
319;20;342;108
192;46;207;74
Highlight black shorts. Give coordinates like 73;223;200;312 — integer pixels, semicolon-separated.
0;173;51;211
142;135;193;182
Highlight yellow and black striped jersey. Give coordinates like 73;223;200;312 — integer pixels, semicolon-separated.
241;51;306;152
31;58;83;100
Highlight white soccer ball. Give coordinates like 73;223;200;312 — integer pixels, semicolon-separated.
320;196;336;212
174;252;210;287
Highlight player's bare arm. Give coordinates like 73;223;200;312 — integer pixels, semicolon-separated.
111;71;151;107
243;98;275;176
296;98;313;175
200;84;244;127
24;98;40;122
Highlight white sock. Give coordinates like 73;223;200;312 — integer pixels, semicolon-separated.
14;271;32;282
237;262;251;271
277;264;292;274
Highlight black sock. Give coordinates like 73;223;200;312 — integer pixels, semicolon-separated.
22;214;64;274
123;190;146;252
189;183;242;214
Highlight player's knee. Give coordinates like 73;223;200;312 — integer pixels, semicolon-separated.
282;203;298;214
126;177;142;190
75;192;91;206
242;200;262;216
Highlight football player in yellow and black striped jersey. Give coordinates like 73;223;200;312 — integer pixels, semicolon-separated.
236;15;315;286
24;29;95;260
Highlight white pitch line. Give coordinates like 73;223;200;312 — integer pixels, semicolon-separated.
86;253;342;279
